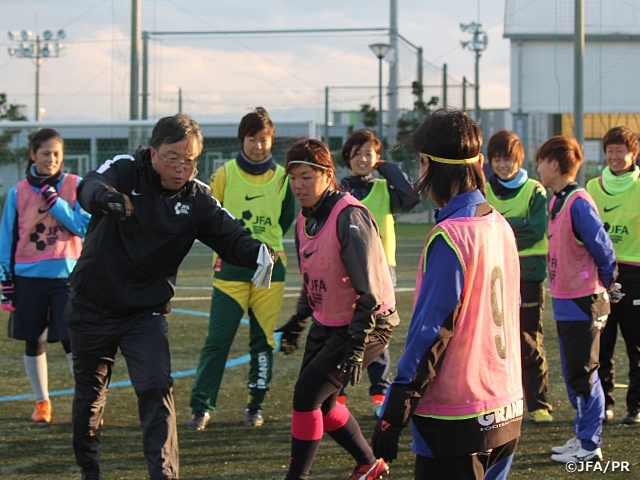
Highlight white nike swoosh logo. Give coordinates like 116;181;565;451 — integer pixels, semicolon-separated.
131;189;142;196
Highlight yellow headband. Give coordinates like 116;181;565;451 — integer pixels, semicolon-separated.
419;152;480;165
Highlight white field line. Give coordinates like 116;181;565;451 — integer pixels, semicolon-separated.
173;287;416;301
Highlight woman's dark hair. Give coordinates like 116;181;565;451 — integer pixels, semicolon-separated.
150;113;204;154
602;126;639;156
341;129;382;167
284;138;340;190
487;129;525;169
238;107;275;143
410;109;485;207
26;128;64;174
536;135;583;177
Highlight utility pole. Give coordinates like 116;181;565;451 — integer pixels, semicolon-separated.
574;0;585;185
35;35;41;121
141;30;149;119
460;22;488;124
324;86;330;144
130;0;141;121
462;76;467;111
388;0;399;146
417;47;424;105
516;39;524;143
443;63;448;108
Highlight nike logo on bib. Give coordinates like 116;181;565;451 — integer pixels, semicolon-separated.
603;205;621;213
302;249;318;259
245;194;264;201
131;189;142;196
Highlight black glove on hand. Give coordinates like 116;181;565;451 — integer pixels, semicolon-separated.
275;314;308;355
100;190;134;219
372;418;403;463
39;185;58;209
342;336;365;387
608;282;624;304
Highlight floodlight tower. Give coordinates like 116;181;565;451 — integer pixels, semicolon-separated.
7;29;66;121
460;22;488;123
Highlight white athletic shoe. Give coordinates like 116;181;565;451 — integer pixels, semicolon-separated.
551;437;580;454
551;446;602;463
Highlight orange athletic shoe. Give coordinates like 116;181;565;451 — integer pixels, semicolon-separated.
32;399;52;423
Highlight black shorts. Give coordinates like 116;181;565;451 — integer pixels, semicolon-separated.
7;276;71;342
300;319;392;388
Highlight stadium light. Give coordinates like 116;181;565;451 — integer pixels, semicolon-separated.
6;28;67;121
460;22;488;124
369;43;392;140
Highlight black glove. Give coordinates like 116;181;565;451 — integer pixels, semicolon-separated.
342;336;365;387
1;281;16;312
39;185;58;209
275;314;308;355
100;190;134;219
372;418;404;463
608;282;624;304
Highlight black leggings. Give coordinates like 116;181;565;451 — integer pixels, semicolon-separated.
25;339;71;357
293;322;391;413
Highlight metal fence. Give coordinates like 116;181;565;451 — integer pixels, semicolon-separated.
0;119;314;194
0;118;435;218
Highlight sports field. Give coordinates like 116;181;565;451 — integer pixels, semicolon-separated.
0;223;638;479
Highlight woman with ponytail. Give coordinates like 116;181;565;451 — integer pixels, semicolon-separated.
277;138;399;480
372;110;522;479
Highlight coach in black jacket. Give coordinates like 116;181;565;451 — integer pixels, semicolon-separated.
65;114;273;480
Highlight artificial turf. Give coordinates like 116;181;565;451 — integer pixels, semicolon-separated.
0;223;638;479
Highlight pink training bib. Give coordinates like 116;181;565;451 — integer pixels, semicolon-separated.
297;195;395;327
414;210;523;417
15;175;83;264
548;189;605;299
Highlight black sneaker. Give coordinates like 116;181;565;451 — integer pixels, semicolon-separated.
622;410;640;424
244;407;264;427
81;466;103;480
186;410;210;430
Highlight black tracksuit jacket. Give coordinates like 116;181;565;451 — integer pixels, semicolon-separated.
71;147;262;317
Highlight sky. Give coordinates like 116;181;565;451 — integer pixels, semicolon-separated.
0;1;511;123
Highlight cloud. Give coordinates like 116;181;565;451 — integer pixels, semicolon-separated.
0;0;510;122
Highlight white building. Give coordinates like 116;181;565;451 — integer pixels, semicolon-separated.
505;0;640;173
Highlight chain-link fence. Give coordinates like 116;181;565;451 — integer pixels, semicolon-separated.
0;119;437;219
0;119;314;191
